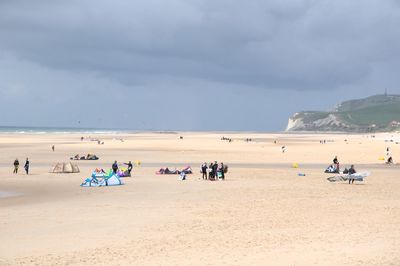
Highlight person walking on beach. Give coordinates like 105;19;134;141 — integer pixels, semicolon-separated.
13;159;19;174
201;162;208;180
112;161;118;174
348;165;356;184
24;158;30;175
52;145;55;152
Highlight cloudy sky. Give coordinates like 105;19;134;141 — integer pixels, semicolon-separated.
1;0;400;131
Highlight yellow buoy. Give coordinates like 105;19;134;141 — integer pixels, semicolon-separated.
292;163;299;168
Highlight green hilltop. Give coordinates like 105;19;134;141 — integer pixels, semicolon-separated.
286;95;400;132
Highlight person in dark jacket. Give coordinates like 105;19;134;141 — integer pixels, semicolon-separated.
112;161;118;174
124;161;133;174
220;162;225;180
201;162;208;180
13;159;19;174
348;165;356;184
212;161;218;179
209;162;215;180
24;158;30;175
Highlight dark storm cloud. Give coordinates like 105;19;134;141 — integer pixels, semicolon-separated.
1;0;400;130
2;0;400;90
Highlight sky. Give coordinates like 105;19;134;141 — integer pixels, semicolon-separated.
1;0;400;131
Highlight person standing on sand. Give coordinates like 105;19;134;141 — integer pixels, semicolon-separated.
348;165;356;184
220;162;225;180
212;161;218;180
201;162;208;180
13;159;19;174
52;145;55;152
209;162;214;180
124;161;133;174
112;161;118;174
333;156;340;173
24;158;30;175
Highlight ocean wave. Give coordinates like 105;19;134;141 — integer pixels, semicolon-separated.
0;126;136;134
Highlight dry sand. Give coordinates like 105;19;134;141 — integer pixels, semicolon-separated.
0;132;400;265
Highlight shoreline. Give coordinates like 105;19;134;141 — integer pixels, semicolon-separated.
1;125;399;135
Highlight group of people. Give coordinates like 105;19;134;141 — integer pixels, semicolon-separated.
328;156;358;184
200;161;227;180
12;158;133;177
221;136;232;142
72;154;99;160
112;160;133;175
13;158;30;175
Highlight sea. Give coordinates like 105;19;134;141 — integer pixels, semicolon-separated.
0;126;135;134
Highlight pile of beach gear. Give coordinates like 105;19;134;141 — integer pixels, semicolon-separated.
156;166;192;175
81;168;124;187
71;154;99;160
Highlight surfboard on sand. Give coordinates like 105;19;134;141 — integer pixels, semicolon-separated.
327;172;370;182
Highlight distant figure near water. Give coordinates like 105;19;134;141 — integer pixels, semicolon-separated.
52;145;55;152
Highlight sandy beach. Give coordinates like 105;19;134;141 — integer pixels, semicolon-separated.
1;132;400;265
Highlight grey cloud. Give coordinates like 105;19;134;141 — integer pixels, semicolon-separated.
2;1;399;88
